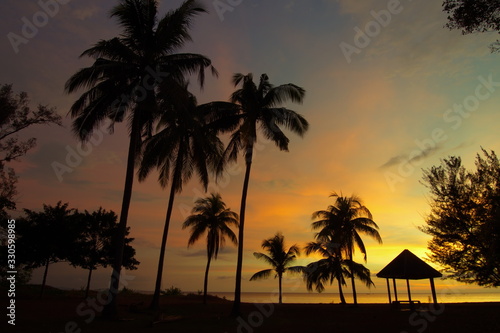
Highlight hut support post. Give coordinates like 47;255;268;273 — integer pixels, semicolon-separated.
392;278;398;302
406;279;412;302
385;278;392;304
430;278;438;304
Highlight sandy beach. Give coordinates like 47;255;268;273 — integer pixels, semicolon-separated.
5;287;500;333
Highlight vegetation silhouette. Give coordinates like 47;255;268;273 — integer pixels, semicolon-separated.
421;149;500;286
311;192;382;305
182;193;239;304
65;0;216;317
217;73;309;316
70;208;139;299
303;241;350;304
0;84;61;220
138;84;238;310
250;232;304;304
16;202;77;298
442;0;499;52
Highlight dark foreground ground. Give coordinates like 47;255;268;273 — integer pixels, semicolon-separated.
3;286;500;333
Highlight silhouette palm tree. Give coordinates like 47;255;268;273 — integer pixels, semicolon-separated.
250;233;304;304
303;241;373;304
65;0;216;317
182;193;239;304
219;73;309;315
304;241;349;304
312;192;382;305
138;85;236;310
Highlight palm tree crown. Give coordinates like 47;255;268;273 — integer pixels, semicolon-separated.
311;192;382;305
182;193;239;304
250;232;304;304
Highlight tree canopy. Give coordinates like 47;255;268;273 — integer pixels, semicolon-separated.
0;84;61;219
442;0;500;52
421;149;500;287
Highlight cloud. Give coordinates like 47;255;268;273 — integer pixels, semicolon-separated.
380;143;443;170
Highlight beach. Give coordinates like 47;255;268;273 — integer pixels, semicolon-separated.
6;287;500;333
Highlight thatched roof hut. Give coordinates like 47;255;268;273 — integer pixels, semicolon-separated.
377;249;442;305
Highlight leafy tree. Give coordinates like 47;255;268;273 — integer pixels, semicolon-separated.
16;202;78;298
70;208;139;298
442;0;500;52
421;149;500;286
312;192;382;305
250;233;304;304
138;85;234;309
182;193;239;304
219;73;309;315
65;0;215;317
0;84;61;219
304;241;373;304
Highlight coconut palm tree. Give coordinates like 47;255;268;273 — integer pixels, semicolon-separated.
250;233;304;304
312;192;382;305
138;84;237;310
182;193;239;304
304;241;374;304
65;0;216;317
219;73;309;315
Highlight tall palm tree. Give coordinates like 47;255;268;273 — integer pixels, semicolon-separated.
182;193;239;304
138;85;237;310
65;0;216;317
250;233;304;304
219;73;309;315
312;192;382;305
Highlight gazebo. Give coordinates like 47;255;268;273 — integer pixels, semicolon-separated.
376;249;442;306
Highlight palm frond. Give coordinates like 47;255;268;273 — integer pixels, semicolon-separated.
249;269;273;281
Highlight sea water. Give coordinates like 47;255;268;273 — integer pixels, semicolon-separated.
210;292;500;304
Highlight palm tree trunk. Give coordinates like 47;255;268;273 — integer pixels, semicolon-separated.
102;115;141;319
150;179;177;310
40;259;49;299
278;273;283;304
203;254;213;305
85;267;93;299
349;252;358;306
337;277;346;304
231;145;254;317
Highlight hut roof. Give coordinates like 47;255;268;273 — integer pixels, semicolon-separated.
376;249;442;280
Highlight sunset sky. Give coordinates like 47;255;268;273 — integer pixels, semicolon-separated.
1;0;500;298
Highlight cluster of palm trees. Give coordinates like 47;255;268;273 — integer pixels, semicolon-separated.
251;193;382;305
65;0;308;317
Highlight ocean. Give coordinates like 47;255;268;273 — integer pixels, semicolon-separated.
210;292;500;304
